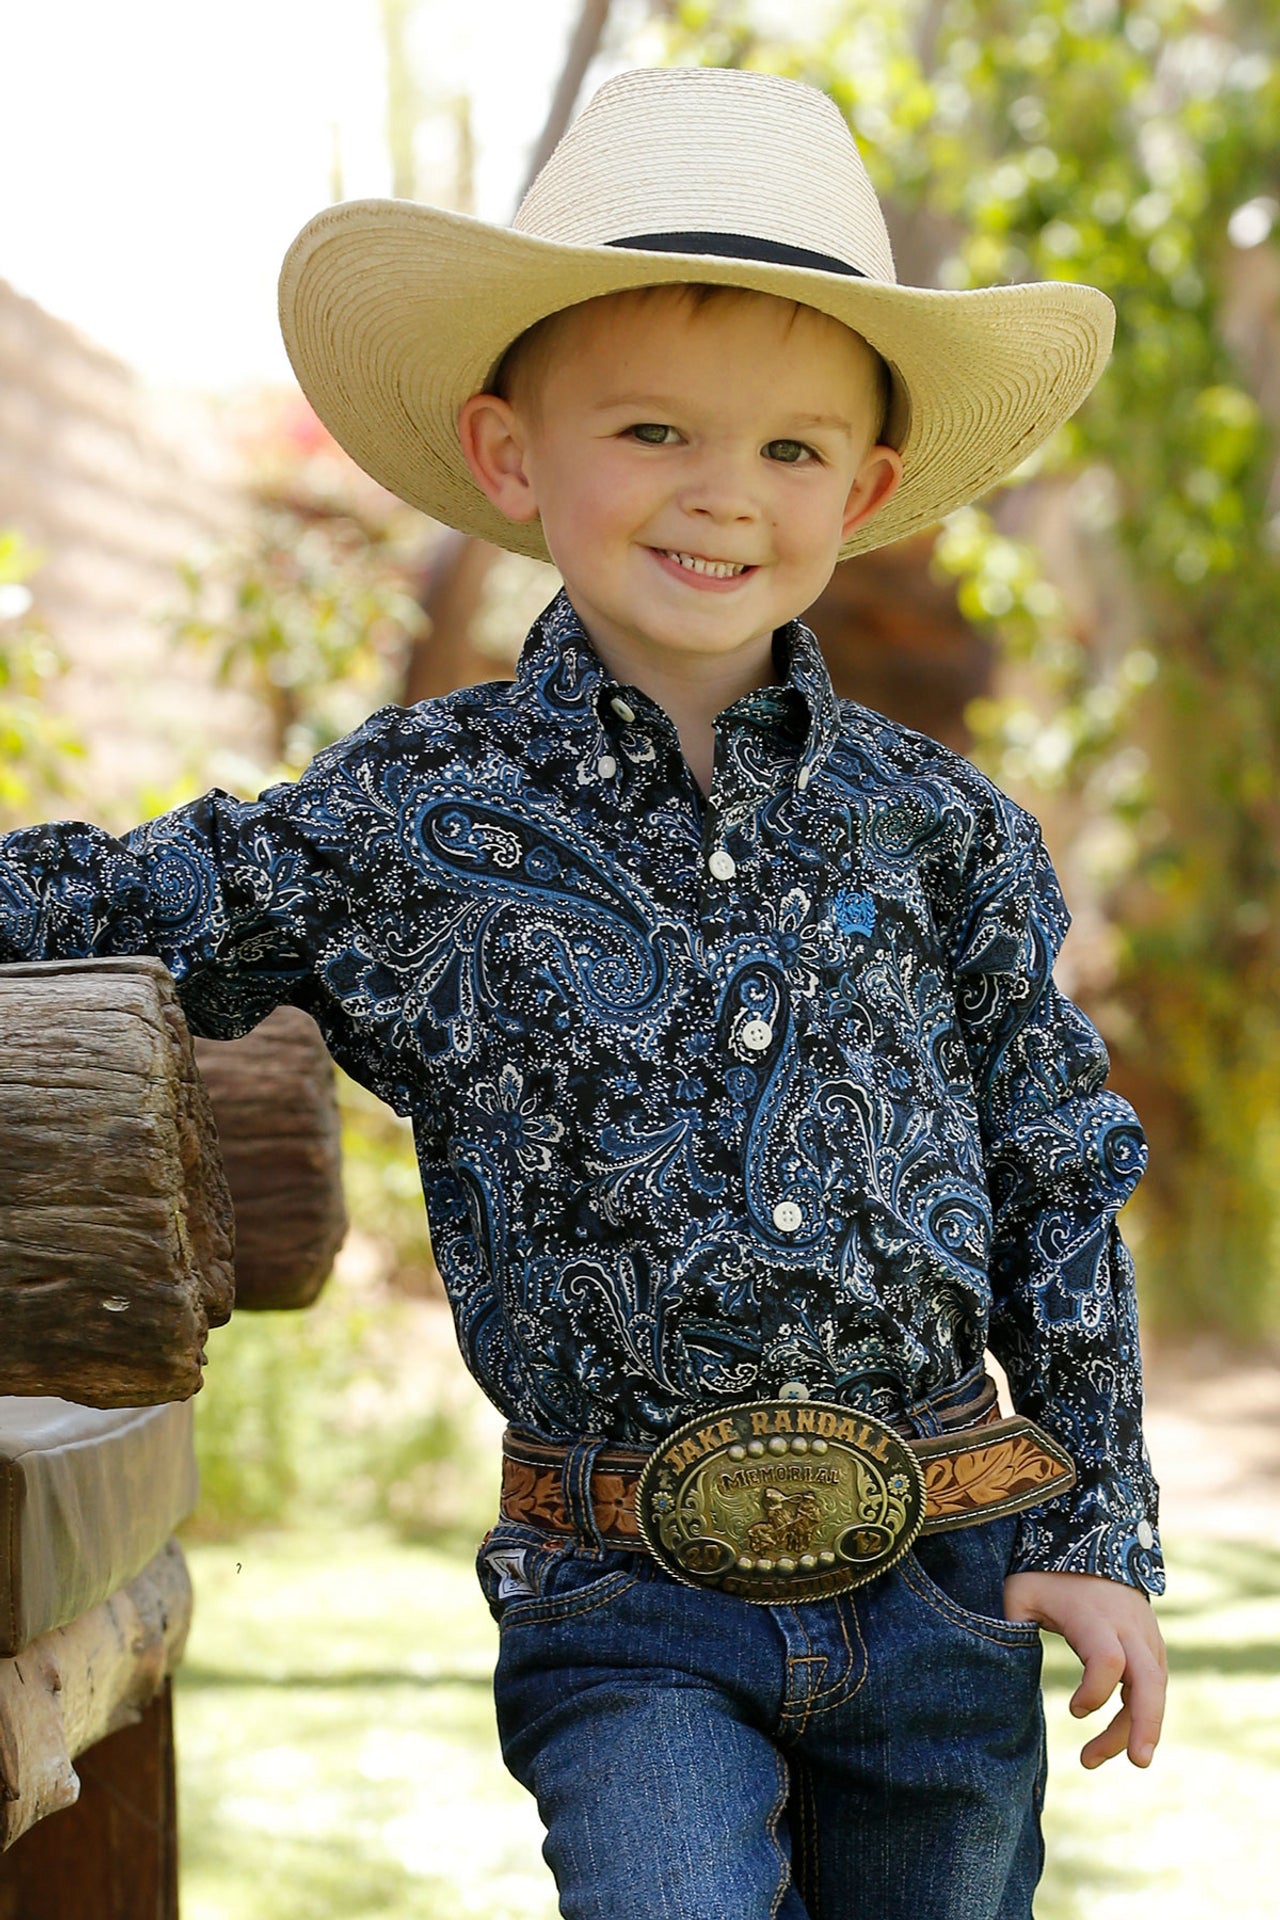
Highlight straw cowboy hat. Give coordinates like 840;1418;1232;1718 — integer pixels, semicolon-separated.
279;65;1113;562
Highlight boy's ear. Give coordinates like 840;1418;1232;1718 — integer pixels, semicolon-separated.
457;393;541;525
840;443;904;544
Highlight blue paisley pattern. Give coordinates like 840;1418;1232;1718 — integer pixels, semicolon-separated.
0;591;1161;1591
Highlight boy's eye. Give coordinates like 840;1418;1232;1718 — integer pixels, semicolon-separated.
764;439;817;464
627;423;679;445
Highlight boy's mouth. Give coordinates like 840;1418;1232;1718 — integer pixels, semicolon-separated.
653;549;754;580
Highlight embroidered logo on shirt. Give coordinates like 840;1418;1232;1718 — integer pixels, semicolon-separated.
831;888;876;937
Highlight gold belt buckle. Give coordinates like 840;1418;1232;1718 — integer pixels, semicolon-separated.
636;1399;927;1603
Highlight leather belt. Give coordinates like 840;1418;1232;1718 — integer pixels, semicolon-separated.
500;1383;1075;1605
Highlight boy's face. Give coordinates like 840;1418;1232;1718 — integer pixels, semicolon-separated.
460;288;901;681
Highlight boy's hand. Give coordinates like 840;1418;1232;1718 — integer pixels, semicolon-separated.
1003;1569;1167;1769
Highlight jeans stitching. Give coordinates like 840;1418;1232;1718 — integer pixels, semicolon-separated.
498;1569;639;1630
780;1597;868;1725
781;1610;818;1735
789;1754;821;1920
766;1745;792;1920
803;1596;866;1714
898;1556;1042;1650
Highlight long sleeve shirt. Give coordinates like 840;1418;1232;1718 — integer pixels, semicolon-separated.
0;589;1162;1591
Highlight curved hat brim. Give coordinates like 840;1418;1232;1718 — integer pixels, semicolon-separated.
279;198;1114;562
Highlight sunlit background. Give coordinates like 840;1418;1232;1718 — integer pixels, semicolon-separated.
2;2;1279;1916
2;0;615;386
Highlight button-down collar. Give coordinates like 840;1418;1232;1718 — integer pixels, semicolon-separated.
512;591;842;792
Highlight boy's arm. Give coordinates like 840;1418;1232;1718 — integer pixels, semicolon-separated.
948;793;1166;1763
1;790;317;1028
0;711;416;1112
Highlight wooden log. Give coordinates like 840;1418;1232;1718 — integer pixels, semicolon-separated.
0;958;234;1407
0;1683;178;1919
194;1006;347;1310
0;1538;191;1853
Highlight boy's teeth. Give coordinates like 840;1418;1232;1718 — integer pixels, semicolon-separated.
664;551;747;578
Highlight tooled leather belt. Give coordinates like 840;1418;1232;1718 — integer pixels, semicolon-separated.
500;1380;1075;1605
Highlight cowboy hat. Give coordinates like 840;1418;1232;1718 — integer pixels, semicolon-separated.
279;65;1113;561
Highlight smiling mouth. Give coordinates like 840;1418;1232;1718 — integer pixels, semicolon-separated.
656;550;753;578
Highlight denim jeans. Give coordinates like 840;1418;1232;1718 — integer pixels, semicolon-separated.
477;1511;1045;1920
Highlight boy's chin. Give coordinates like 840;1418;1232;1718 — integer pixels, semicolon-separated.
627;615;782;662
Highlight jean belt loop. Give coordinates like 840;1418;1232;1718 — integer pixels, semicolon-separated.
560;1437;608;1551
906;1357;991;1438
903;1395;945;1439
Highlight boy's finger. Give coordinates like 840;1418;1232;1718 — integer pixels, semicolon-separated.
1078;1640;1166;1769
1080;1699;1130;1769
1068;1642;1125;1717
1121;1644;1167;1766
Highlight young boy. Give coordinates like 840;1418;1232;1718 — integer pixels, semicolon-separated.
1;66;1164;1919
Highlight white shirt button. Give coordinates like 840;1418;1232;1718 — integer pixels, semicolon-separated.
1136;1519;1156;1550
610;697;636;723
708;849;737;881
597;755;617;779
796;765;812;791
772;1201;803;1233
741;1018;773;1052
777;1379;810;1402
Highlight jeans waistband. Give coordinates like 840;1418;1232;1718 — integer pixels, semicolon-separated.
898;1357;996;1440
509;1359;999;1462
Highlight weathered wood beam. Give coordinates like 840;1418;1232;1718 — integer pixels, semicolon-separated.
194;1005;347;1310
0;957;234;1406
0;1684;179;1919
0;1538;191;1853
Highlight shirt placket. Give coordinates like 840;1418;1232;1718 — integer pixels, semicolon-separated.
700;707;832;1399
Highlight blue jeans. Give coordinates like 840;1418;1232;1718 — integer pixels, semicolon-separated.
477;1512;1045;1920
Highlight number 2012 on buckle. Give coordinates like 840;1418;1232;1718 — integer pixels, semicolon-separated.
635;1399;927;1604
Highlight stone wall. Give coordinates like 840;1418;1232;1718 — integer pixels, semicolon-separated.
0;279;264;826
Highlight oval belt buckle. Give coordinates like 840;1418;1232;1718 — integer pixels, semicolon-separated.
635;1399;927;1604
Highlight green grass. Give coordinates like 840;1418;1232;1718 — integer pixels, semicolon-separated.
176;1530;555;1920
1035;1536;1280;1920
176;1527;1280;1919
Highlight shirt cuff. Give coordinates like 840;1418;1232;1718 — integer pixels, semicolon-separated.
1010;1492;1165;1595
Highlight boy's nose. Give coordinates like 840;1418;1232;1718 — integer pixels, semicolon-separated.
679;481;759;526
677;448;761;525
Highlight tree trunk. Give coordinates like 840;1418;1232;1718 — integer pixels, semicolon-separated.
400;0;614;708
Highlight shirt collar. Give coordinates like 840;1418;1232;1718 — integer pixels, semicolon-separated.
514;589;842;784
768;616;844;788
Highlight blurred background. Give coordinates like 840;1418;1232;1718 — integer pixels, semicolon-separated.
3;1;1279;1914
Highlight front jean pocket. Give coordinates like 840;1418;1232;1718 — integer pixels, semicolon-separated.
903;1516;1042;1650
477;1521;641;1628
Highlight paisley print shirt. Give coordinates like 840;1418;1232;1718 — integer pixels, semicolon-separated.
0;591;1161;1591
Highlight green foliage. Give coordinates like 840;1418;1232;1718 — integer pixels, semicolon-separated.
337;1070;437;1294
0;531;82;826
189;1310;318;1534
170;406;484;1537
170;401;427;779
189;1271;491;1544
659;0;1280;1332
